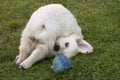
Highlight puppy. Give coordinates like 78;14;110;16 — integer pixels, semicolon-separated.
15;4;93;69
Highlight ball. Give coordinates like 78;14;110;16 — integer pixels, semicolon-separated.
51;54;72;73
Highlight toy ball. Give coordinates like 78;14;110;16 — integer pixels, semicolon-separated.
51;54;72;73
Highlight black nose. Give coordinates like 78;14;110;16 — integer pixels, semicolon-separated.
53;43;60;51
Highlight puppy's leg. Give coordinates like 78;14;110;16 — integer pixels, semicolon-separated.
16;37;32;64
19;44;48;69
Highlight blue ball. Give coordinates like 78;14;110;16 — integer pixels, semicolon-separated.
51;54;72;73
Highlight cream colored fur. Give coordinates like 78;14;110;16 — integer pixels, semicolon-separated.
15;4;93;69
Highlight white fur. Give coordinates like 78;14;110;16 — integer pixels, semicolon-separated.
15;4;93;69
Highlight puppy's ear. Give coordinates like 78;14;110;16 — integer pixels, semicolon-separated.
76;39;93;53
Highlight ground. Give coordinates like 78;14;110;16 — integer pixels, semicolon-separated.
0;0;120;80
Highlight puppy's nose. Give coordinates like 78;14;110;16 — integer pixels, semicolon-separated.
53;43;60;51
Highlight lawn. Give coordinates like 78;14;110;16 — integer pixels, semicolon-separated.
0;0;120;80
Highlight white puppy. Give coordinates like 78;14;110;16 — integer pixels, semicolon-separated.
15;4;93;69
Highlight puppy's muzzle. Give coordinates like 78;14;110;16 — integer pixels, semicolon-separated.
53;43;60;51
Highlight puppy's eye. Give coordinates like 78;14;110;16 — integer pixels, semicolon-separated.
65;42;69;47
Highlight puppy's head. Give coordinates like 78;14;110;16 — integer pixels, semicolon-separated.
53;34;93;58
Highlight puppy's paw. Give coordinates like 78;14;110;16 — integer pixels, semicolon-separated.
15;55;23;64
15;55;20;64
19;65;26;70
19;62;31;69
15;55;19;61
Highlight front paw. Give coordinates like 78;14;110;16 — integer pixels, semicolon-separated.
19;61;31;70
15;55;22;64
19;65;26;70
15;55;19;61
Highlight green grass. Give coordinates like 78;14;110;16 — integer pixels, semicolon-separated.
0;0;120;80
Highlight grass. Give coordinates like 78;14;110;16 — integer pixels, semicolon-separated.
0;0;120;80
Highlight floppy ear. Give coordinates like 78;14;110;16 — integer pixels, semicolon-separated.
76;39;93;53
